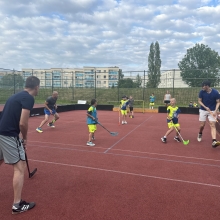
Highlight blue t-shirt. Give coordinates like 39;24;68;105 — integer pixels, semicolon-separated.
150;96;155;102
0;91;34;137
198;89;220;111
87;106;97;124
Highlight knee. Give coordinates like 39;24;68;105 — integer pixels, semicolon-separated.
14;161;26;174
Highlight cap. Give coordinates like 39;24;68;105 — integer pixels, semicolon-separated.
202;80;210;87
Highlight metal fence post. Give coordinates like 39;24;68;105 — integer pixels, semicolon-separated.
143;70;145;101
173;69;175;97
72;71;74;101
52;71;54;92
13;69;16;94
95;71;96;99
118;70;120;101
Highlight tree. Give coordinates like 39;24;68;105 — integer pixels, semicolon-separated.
135;74;142;88
118;78;136;88
118;69;124;79
0;74;25;87
147;41;161;88
178;44;220;87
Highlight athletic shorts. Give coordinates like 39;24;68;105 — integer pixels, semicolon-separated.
129;107;133;112
164;100;170;104
150;102;154;106
88;124;97;133
199;109;216;122
167;122;180;129
121;110;127;115
0;135;25;164
44;109;56;115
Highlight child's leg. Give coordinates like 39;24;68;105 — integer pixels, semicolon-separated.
164;127;174;137
175;126;181;137
88;132;93;142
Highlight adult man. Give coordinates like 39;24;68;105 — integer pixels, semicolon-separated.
36;91;60;133
197;80;220;148
0;76;40;214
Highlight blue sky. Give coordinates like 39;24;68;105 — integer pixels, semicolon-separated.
0;0;219;71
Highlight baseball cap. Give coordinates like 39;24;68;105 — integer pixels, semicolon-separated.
202;80;210;87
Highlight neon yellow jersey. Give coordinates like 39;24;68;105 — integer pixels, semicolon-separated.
167;106;181;124
120;99;129;110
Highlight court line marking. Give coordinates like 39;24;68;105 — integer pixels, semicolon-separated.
29;144;220;168
28;140;220;163
29;159;220;188
104;116;153;153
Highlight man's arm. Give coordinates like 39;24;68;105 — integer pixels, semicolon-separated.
198;98;209;111
20;109;31;146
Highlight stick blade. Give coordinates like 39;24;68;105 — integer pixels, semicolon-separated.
183;140;189;145
29;168;37;178
110;132;118;136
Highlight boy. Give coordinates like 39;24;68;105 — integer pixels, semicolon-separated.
128;96;134;118
86;99;98;146
149;93;155;109
120;96;130;124
161;98;181;143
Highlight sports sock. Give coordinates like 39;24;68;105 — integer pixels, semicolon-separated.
13;201;21;208
212;139;216;142
199;132;202;134
164;136;166;138
51;119;56;123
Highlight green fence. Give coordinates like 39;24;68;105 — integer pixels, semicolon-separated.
0;68;219;107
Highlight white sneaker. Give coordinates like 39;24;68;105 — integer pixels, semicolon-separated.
87;141;95;146
197;133;202;142
122;121;125;125
124;121;127;124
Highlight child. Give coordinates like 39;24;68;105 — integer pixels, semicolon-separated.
86;99;98;146
161;98;181;143
120;96;130;124
149;93;155;109
189;101;193;107
193;102;198;108
128;96;134;118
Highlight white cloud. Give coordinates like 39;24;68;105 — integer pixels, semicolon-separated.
0;0;219;70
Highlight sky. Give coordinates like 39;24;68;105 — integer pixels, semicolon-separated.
0;0;219;71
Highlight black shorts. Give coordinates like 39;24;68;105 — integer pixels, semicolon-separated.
129;107;133;112
164;100;170;104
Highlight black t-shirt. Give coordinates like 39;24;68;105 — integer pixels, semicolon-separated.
0;91;34;137
45;96;57;110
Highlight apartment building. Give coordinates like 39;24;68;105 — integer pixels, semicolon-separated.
21;66;119;88
158;69;189;88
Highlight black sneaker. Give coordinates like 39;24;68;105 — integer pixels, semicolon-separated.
174;137;181;142
161;137;166;143
12;200;35;214
212;141;220;148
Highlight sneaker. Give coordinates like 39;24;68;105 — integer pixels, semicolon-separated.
174;137;181;142
12;200;35;214
161;137;167;143
87;141;95;146
122;121;125;125
124;121;127;124
36;127;43;133
47;123;55;128
212;141;220;148
197;133;202;142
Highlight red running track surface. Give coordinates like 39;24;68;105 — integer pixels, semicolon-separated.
1;111;220;220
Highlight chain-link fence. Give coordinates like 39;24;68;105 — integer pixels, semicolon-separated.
0;68;219;107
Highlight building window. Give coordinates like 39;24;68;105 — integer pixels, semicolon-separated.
104;70;106;73
104;75;106;78
104;81;106;84
97;81;101;84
